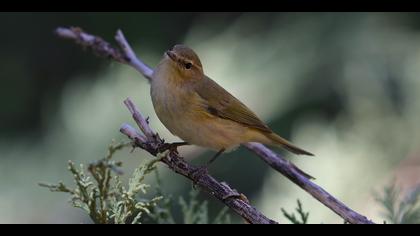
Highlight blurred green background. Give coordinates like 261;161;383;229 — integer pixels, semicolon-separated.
1;12;420;223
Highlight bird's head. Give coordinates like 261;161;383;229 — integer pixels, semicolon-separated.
162;44;204;82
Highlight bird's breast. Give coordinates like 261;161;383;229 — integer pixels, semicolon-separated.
151;74;198;134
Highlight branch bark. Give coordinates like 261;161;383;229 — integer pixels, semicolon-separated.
56;26;374;224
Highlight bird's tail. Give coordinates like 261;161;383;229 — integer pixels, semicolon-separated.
265;132;314;156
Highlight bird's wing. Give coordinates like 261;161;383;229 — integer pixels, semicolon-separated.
194;76;272;133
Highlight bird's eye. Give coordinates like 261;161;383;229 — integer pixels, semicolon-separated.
184;62;192;70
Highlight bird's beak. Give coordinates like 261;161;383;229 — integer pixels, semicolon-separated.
166;50;177;61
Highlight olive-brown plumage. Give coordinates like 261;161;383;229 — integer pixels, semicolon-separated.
151;44;313;156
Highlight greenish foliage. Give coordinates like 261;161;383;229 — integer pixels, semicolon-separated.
147;169;230;224
40;141;231;224
179;190;231;224
281;199;309;224
39;141;162;224
375;182;420;224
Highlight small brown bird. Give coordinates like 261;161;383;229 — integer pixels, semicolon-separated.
151;45;313;163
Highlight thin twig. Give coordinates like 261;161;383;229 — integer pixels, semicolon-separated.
55;27;153;81
123;99;155;140
114;30;153;81
56;26;374;224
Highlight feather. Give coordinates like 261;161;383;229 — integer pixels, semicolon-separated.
195;76;272;133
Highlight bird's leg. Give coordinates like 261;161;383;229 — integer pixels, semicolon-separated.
158;141;189;154
207;148;225;166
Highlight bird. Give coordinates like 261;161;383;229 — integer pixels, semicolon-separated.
150;44;313;165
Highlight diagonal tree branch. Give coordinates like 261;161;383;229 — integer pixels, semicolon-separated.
245;143;373;224
56;26;374;224
55;27;153;81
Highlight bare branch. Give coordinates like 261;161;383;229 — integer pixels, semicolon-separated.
115;30;154;80
245;142;374;224
120;123;147;143
123;99;155;140
55;27;153;81
56;26;375;224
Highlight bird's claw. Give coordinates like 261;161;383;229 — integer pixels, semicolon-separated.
157;143;179;155
157;142;189;155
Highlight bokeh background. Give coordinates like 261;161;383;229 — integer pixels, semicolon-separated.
1;12;420;223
